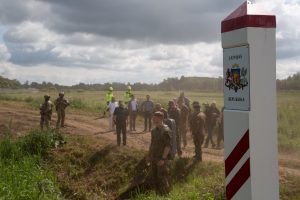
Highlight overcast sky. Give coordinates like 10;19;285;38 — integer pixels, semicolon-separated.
0;0;299;85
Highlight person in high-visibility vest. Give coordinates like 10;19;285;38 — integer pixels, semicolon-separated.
123;86;132;105
106;87;114;105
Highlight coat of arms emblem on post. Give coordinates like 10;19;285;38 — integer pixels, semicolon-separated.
225;63;248;92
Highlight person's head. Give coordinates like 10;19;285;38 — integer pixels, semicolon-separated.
153;111;164;127
211;100;217;108
111;97;116;102
168;100;175;109
131;94;135;100
146;94;150;101
109;87;113;92
44;94;50;101
119;100;124;108
127;86;132;91
59;91;64;98
192;101;201;112
155;103;162;111
180;92;185;97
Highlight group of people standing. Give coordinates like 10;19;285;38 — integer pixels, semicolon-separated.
39;92;70;130
106;86;223;156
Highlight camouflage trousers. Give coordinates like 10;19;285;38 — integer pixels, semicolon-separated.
151;162;171;196
40;114;51;130
192;132;204;161
179;123;188;147
56;109;66;128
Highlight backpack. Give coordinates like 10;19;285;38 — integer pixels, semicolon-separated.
164;118;177;160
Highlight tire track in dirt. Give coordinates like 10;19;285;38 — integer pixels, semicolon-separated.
0;105;299;177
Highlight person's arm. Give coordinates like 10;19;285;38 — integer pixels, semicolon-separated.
157;146;170;166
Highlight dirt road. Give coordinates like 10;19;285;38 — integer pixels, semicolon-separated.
0;104;299;177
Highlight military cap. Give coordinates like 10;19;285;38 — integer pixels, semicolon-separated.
109;87;113;91
44;94;50;99
127;86;132;90
59;91;64;96
153;111;164;117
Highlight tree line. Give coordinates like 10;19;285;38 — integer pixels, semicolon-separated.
0;73;299;91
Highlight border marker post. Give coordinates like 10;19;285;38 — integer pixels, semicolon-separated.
221;1;279;199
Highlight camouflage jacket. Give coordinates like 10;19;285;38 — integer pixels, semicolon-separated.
168;108;180;127
40;100;53;116
149;125;171;161
54;97;69;111
190;111;205;135
179;104;189;126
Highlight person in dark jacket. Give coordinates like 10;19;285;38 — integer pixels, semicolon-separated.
113;101;129;146
147;111;172;196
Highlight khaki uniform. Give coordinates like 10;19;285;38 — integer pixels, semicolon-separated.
40;100;53;130
179;104;189;147
149;125;171;195
217;108;224;148
205;106;220;147
54;97;69;128
168;107;182;155
190;111;205;161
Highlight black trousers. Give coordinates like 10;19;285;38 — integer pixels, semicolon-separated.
144;111;152;131
116;123;127;146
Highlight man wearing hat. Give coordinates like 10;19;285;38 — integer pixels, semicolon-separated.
190;101;206;162
123;86;133;105
40;94;53;130
54;91;70;128
106;87;114;105
147;111;172;195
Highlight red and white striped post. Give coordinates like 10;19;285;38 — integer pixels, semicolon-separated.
222;1;279;200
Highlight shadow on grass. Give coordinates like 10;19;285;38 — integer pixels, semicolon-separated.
116;157;200;200
85;144;116;175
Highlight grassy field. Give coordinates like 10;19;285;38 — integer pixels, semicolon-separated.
1;129;299;200
0;90;299;152
0;90;299;199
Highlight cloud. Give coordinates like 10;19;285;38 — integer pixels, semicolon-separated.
0;43;10;61
0;0;299;85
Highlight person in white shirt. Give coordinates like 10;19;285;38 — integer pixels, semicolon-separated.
128;95;138;131
107;97;118;131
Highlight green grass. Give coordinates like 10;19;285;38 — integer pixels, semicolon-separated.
0;90;299;152
133;161;225;200
0;129;63;200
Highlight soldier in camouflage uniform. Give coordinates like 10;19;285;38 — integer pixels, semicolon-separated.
204;101;220;148
54;92;70;128
147;111;172;196
40;94;53;130
168;100;182;156
217;107;224;149
190;101;205;162
178;102;189;148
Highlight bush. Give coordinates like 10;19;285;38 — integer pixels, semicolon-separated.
0;129;64;199
70;98;87;109
25;96;34;103
18;129;65;157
